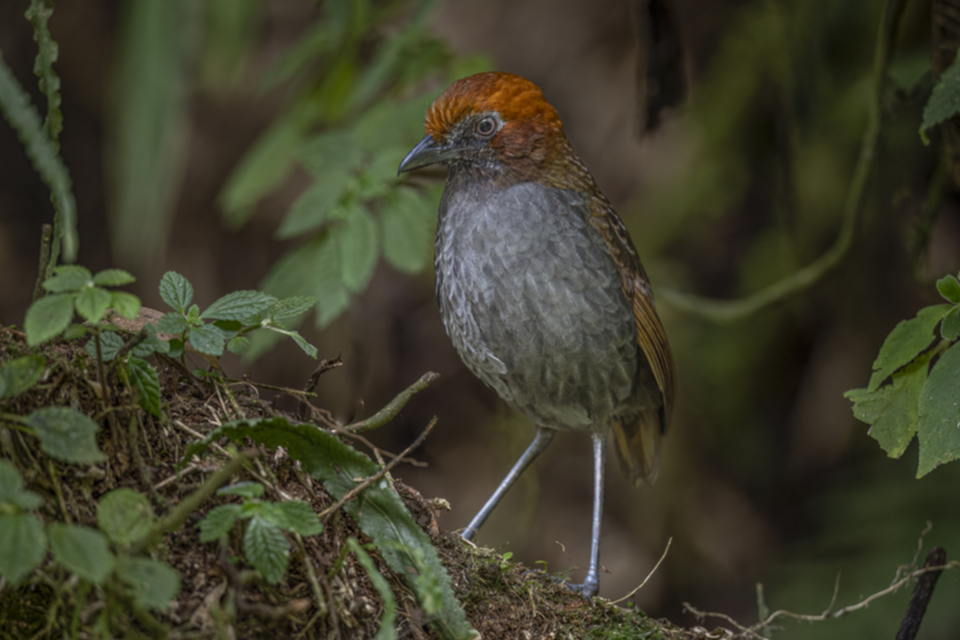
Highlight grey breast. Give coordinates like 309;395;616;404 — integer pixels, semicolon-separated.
435;181;639;431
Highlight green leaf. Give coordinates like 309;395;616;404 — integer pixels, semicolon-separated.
921;54;960;145
97;488;154;546
167;338;184;359
115;557;180;610
25;0;63;150
243;515;289;584
298;129;362;179
43;265;92;292
25;293;75;346
917;342;960;476
382;188;435;273
941;306;960;341
156;312;189;334
110;291;141;320
159;271;193;313
348;538;397;640
63;324;88;340
937;274;960;304
204;290;276;321
270;295;317;320
265;501;323;536
75;286;113;323
86;331;124;363
128;357;161;417
845;352;931;458
867;305;951;391
93;269;136;287
277;174;352;239
0;460;43;510
0;355;46;400
189;323;227;356
133;324;170;357
220;115;307;226
188;417;476;639
48;524;114;584
288;331;318;358
218;481;264;499
227;336;250;355
198;504;243;542
0;55;78;261
23;406;107;464
0;513;46;585
339;205;379;292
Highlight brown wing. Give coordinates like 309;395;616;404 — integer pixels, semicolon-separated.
586;194;676;484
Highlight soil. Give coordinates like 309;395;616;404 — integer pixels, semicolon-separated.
0;323;703;640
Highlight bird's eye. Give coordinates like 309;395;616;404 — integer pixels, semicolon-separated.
475;116;497;137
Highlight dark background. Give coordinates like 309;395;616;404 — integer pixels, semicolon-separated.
3;0;960;637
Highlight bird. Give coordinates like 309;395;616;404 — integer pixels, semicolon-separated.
397;71;675;597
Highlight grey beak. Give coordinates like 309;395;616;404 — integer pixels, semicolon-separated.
397;135;459;175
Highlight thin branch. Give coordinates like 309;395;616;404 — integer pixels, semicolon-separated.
344;372;439;433
659;0;907;323
611;537;672;604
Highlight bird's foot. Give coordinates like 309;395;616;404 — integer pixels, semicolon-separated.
564;571;599;598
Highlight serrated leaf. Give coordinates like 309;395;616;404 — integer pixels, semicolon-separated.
271;295;317;320
86;331;124;363
133;324;171;357
198;504;243;542
227;336;250;355
43;265;92;293
159;271;193;313
24;406;107;464
110;291;141;320
266;501;323;536
25;293;75;346
846;352;931;458
156;312;189;334
218;481;264;499
189;323;227;356
188;417;475;639
0;513;46;585
867;305;951;391
243;515;289;584
289;331;318;358
917;341;960;476
97;488;154;546
48;524;114;584
204;291;276;321
128;357;161;417
75;286;112;323
0;460;42;510
339;205;379;292
941;306;960;341
382;188;434;273
277;172;352;239
0;355;46;400
921;54;960;144
93;269;136;287
115;557;180;610
348;538;397;640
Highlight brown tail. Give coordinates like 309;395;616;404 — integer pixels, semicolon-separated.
611;402;663;486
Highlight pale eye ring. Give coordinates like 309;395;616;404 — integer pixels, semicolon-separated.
475;116;497;137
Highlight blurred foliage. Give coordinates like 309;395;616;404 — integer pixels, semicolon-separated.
109;0;197;272
211;0;490;357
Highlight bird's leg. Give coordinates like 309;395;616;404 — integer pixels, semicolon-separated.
462;427;555;541
566;430;606;597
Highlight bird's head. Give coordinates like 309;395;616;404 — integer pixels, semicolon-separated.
398;72;578;184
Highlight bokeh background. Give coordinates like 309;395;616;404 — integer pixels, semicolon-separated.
3;0;960;637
